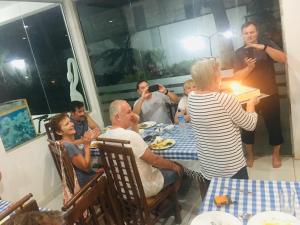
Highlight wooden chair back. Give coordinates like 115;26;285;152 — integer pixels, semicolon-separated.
166;103;178;124
97;138;156;225
44;121;61;141
0;194;39;222
63;174;121;225
47;139;75;194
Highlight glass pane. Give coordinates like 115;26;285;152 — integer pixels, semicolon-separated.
22;6;86;114
0;19;50;115
0;1;88;142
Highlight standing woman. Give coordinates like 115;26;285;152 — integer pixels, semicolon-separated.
188;58;258;185
50;113;95;188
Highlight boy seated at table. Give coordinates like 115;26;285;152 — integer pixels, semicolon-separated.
50;113;97;188
174;79;196;124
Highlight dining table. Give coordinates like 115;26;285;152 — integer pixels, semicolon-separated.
200;177;300;224
91;123;201;173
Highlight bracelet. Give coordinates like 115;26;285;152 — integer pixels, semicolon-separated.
263;44;268;51
164;89;169;95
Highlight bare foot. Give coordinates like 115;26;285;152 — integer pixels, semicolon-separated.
272;155;282;168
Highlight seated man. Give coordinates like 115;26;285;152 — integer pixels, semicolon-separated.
174;79;196;124
70;101;100;142
101;100;183;198
133;80;179;124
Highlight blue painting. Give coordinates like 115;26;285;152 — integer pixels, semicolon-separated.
0;107;36;151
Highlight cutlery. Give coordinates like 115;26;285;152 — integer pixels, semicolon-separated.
224;186;252;194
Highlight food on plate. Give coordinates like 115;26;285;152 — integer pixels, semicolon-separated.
139;123;149;129
150;137;174;149
214;195;230;207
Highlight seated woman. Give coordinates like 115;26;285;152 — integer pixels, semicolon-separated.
189;58;258;184
50;113;95;188
174;79;196;123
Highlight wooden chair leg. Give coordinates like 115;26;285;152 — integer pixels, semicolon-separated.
171;193;182;224
198;177;209;200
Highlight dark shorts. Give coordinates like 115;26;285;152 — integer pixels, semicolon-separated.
160;169;180;187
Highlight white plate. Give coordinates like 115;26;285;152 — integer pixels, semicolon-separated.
139;128;144;134
247;211;300;225
190;211;241;225
150;138;176;150
139;121;156;129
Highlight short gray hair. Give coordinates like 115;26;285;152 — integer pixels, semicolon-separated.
109;100;126;121
191;58;219;89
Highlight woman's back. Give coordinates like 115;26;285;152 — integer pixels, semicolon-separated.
189;91;256;180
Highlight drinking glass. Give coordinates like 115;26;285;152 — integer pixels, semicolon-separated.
279;188;295;215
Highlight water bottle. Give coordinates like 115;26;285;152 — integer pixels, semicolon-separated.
177;110;186;137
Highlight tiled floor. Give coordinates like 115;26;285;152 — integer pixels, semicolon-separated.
160;156;300;224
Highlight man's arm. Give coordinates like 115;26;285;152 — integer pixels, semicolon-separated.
140;148;182;175
248;43;286;63
86;114;100;137
233;57;256;80
158;84;179;103
133;98;144;115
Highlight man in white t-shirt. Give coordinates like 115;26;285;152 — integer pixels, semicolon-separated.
101;100;182;198
133;80;179;124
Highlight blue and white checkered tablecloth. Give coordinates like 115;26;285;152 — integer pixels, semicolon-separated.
91;124;198;161
151;124;198;160
200;177;300;224
0;199;12;213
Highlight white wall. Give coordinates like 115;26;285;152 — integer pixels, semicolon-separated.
0;136;61;205
280;0;300;159
0;2;56;25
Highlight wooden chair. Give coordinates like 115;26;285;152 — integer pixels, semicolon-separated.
0;193;39;222
63;174;122;225
97;137;182;225
44;121;61;141
166;103;178;124
47;139;76;194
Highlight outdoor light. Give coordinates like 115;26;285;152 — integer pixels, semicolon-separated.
182;36;206;51
10;59;26;71
222;30;234;39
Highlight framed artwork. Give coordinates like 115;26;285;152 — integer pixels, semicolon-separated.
0;99;36;151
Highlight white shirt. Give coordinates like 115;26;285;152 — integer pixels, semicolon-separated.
134;91;171;124
188;92;257;180
100;128;164;197
177;95;188;112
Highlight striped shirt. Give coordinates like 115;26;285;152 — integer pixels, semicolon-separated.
188;92;257;180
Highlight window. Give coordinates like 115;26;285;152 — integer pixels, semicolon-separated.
0;2;88;144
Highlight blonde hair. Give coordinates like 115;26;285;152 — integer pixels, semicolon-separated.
191;58;220;89
183;79;195;90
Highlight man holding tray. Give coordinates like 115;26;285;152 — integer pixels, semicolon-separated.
233;21;287;168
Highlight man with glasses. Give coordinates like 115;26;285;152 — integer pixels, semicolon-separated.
133;80;179;124
233;21;287;168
